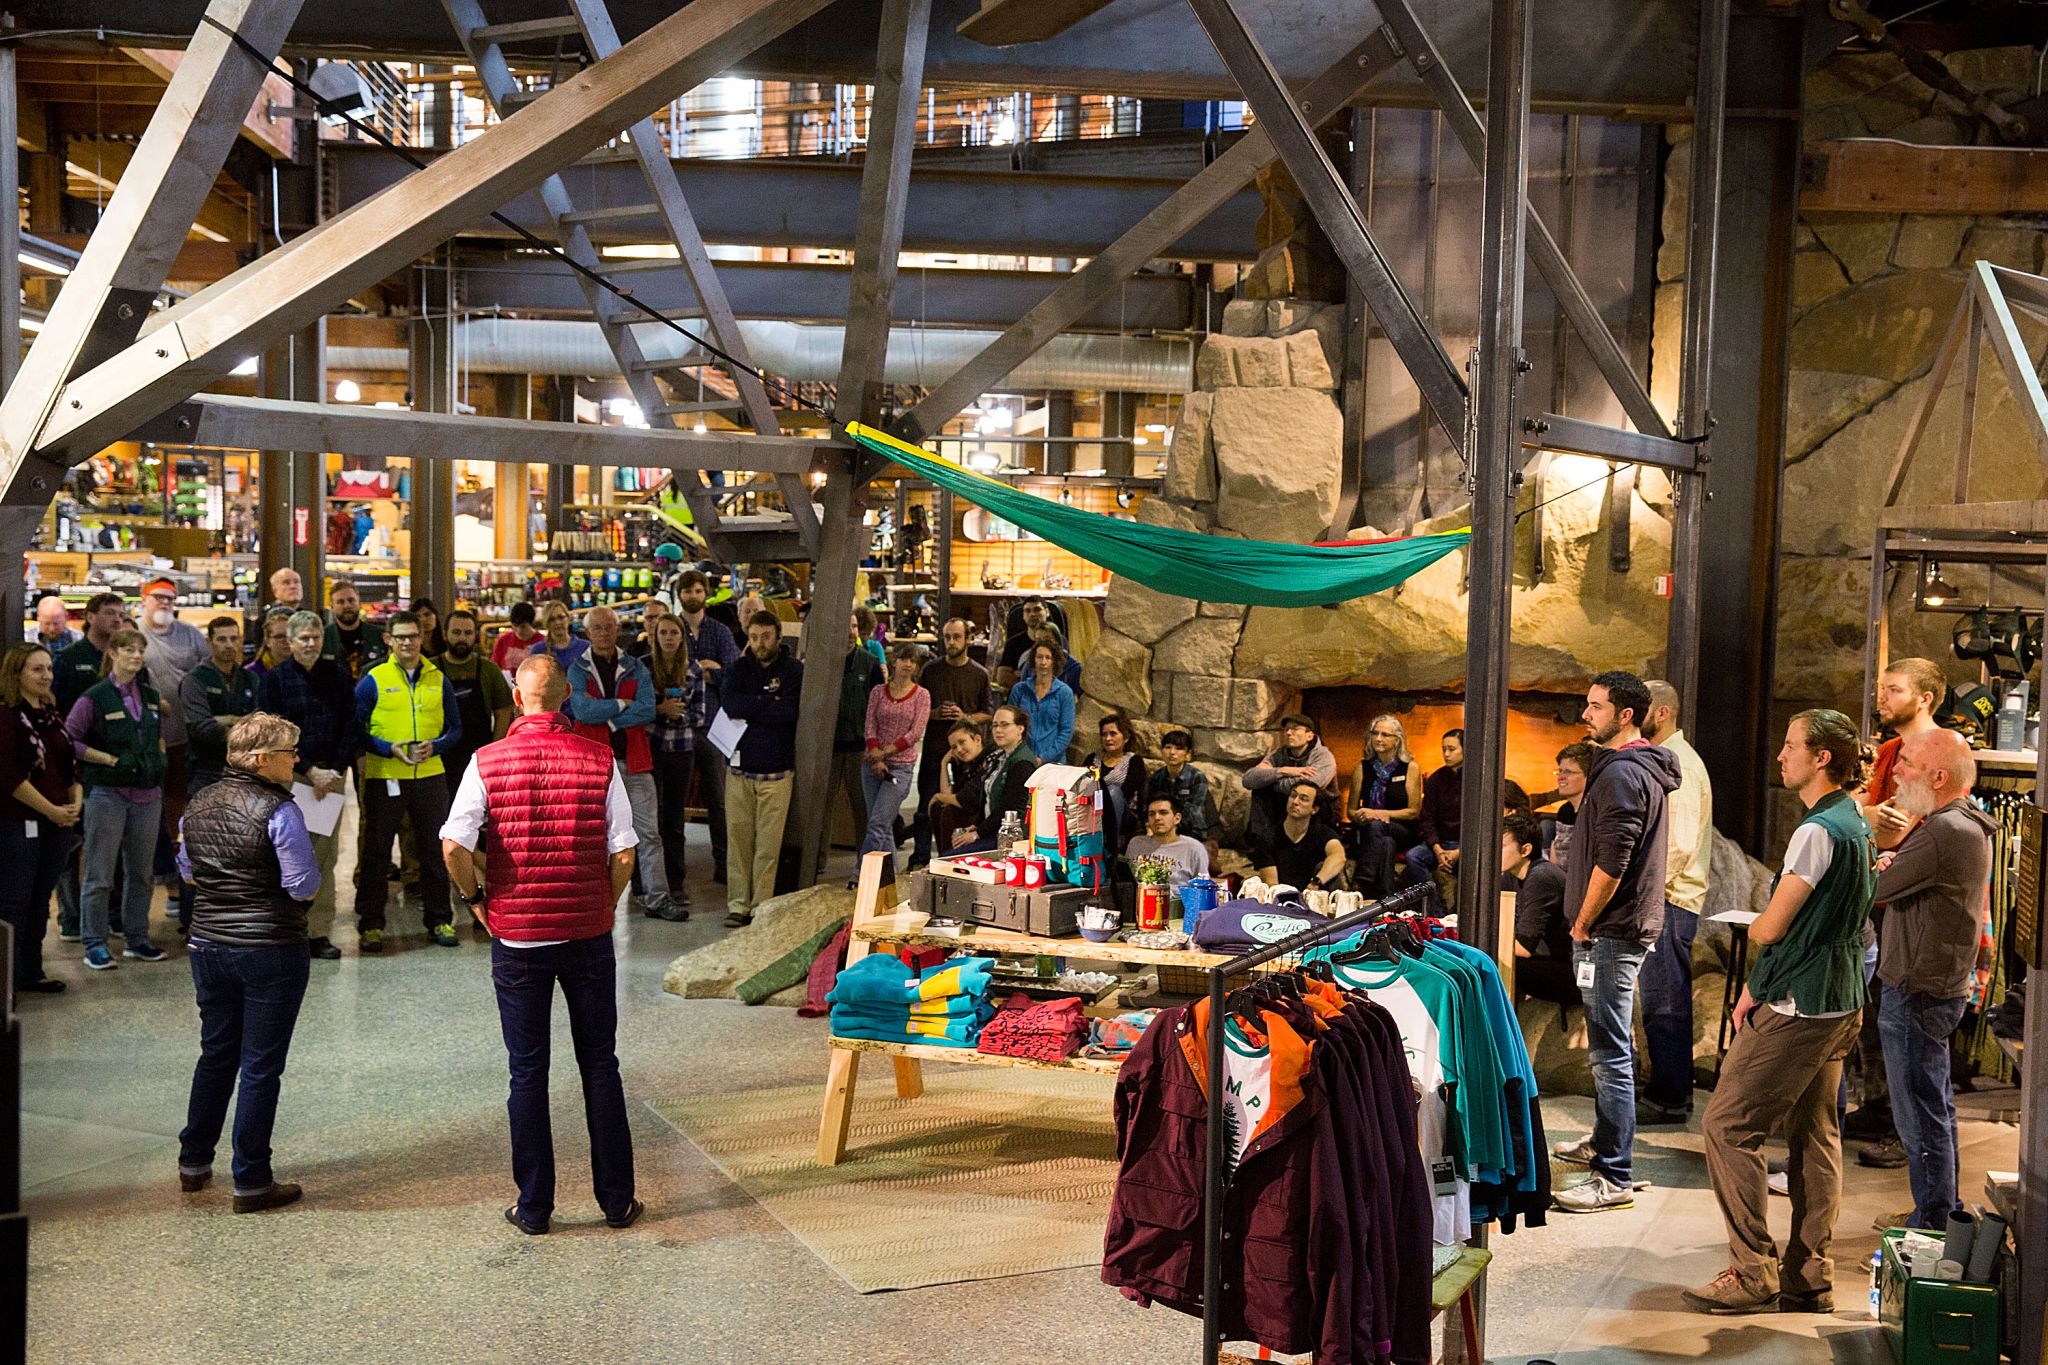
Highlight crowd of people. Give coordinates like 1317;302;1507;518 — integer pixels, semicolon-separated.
4;574;2000;1289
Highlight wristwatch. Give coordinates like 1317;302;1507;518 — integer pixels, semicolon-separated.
458;885;486;906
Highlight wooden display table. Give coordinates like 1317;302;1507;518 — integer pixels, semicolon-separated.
816;853;1256;1165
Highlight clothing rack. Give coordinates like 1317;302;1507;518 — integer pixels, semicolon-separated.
1199;882;1435;1363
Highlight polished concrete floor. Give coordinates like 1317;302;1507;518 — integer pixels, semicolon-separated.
18;821;2019;1363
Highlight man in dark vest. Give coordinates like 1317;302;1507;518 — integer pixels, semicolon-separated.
439;655;641;1236
175;711;322;1214
178;616;259;800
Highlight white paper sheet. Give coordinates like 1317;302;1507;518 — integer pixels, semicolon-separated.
292;782;345;838
705;708;747;762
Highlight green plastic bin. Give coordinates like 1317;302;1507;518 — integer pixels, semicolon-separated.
1878;1228;2001;1365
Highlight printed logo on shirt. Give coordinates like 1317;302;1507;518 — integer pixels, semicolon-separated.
1240;912;1317;944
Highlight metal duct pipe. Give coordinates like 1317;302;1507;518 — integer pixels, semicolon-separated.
329;317;1194;393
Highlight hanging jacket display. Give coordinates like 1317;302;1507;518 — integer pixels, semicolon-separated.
1102;981;1435;1365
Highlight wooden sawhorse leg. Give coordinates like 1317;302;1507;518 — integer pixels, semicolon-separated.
817;1047;862;1166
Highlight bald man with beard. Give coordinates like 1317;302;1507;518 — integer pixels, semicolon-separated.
1868;728;1994;1231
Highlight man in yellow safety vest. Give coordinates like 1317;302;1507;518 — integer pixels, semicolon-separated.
352;609;463;953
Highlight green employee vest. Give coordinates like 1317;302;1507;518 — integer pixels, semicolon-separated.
1747;788;1876;1016
80;677;167;791
362;659;447;781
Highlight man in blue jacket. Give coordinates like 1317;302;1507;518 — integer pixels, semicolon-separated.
566;606;678;919
718;612;802;928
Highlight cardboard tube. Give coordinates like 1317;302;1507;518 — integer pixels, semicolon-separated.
1966;1213;2006;1283
1942;1209;1976;1268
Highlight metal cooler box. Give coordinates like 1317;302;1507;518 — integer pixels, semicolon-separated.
912;870;1090;937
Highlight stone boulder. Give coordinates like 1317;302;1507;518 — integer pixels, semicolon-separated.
1197;334;1291;388
1153;617;1244;677
1103;578;1196;646
1789;270;1966;383
1197;759;1251;840
662;883;854;1003
1164;672;1231;728
1211;387;1343;539
1234;468;1673;691
1162;390;1217;502
1080;629;1152;715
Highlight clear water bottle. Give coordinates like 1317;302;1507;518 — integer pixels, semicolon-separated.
1869;1245;1884;1320
997;811;1024;855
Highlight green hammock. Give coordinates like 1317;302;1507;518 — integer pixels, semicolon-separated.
845;422;1469;608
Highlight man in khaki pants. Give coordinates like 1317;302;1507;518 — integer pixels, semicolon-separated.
717;612;804;928
1686;708;1876;1315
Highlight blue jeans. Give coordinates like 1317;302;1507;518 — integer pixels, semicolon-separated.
492;936;636;1225
1402;839;1458;913
178;941;311;1192
1879;987;1968;1229
81;789;162;950
1639;904;1698;1109
858;762;916;871
1576;936;1649;1184
0;816;75;987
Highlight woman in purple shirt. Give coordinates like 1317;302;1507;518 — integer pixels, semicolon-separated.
66;628;169;969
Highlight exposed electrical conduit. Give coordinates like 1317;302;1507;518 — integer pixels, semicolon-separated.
325;317;1195;394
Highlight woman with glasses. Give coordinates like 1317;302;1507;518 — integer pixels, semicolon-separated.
1347;714;1422;896
956;705;1039;853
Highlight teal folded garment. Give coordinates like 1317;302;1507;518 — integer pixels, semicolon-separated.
829;1012;983;1047
828;953;994;1009
833;1000;994;1030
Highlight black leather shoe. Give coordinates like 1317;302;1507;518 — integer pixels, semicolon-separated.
604;1198;645;1229
23;977;66;993
233;1182;302;1213
307;937;341;961
504;1205;548;1236
1636;1098;1691;1127
179;1170;211;1193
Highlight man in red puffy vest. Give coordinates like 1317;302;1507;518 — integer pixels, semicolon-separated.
439;655;643;1235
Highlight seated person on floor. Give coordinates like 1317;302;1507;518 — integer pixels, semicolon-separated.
1145;729;1219;870
1501;811;1575;1005
927;719;1000;853
1125;792;1209;887
1254;783;1347;894
1401;727;1465;909
1241;713;1336;850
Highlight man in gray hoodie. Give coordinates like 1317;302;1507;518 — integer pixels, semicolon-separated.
1873;727;1993;1230
1554;669;1683;1214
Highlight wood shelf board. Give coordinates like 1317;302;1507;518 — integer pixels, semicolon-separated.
826;1034;1121;1076
854;913;1231;967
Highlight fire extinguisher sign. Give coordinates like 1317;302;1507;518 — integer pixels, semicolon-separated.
293;507;309;546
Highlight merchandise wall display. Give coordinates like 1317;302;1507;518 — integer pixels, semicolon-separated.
844;424;1471;608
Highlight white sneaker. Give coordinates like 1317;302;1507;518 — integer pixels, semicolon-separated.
1553;1136;1597;1165
1767;1171;1789;1197
1553;1174;1634;1214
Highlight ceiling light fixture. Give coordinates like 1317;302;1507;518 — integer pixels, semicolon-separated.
18;250;71;277
332;379;362;403
230;356;259;377
1922;560;1959;608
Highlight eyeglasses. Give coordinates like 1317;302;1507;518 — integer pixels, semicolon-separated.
389;632;421;643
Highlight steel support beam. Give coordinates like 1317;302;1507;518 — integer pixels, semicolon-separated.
1523;412;1699;474
327;145;1266;262
139;393;827;471
0;27;23;636
21;0;838;467
1664;0;1727;726
256;322;326;596
17;0;1715;117
1375;0;1670;442
895;27;1400;444
792;0;929;891
1452;0;1528;1052
1449;10;1528;1351
410;276;457;614
455;257;1197;332
1185;0;1468;446
0;0;305;487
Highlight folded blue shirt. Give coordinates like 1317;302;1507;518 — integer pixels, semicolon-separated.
828;953;994;1008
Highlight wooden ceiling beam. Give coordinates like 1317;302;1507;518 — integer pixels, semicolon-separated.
1803;138;2048;216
